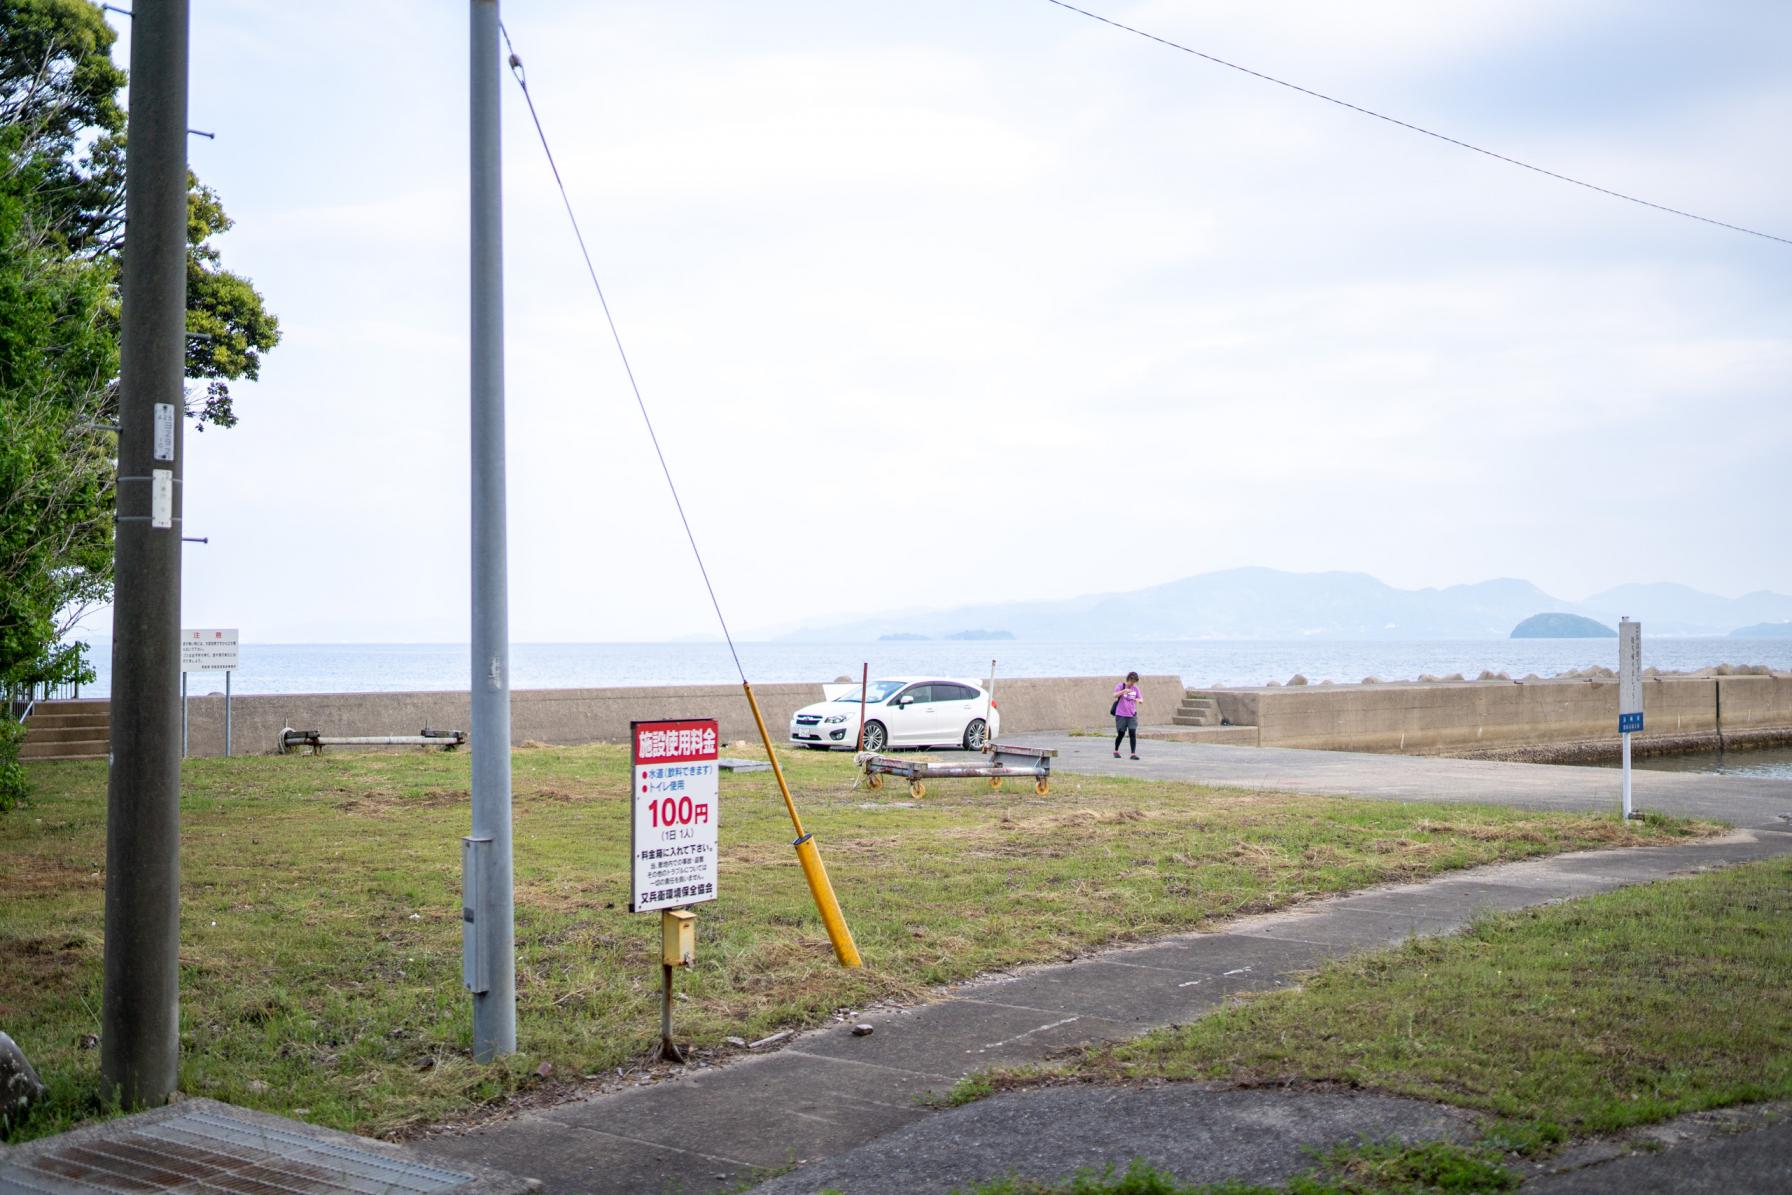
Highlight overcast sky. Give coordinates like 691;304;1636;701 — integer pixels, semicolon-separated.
89;0;1791;643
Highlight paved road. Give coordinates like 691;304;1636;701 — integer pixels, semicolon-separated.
1015;733;1792;830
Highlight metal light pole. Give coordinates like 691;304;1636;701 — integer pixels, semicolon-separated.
103;0;190;1107
464;0;516;1061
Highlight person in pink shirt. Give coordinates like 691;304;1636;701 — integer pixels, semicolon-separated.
1112;671;1142;760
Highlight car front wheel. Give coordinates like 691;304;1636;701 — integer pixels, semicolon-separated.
963;718;988;750
861;720;888;753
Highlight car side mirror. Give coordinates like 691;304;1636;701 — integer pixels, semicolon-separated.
895;696;912;707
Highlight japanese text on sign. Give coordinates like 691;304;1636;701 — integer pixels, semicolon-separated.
180;628;240;672
630;718;719;913
1618;619;1643;734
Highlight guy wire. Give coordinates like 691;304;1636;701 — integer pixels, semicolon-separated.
498;22;747;683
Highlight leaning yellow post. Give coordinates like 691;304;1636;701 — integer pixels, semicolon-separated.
742;680;862;967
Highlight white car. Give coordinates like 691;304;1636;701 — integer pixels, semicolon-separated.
788;677;1001;752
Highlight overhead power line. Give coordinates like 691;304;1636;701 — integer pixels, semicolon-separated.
1043;0;1791;247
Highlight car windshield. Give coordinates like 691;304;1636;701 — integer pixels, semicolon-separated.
834;680;906;704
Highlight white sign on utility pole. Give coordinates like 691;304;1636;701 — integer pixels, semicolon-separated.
1618;618;1641;819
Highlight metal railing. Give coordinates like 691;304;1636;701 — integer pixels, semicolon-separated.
7;679;85;722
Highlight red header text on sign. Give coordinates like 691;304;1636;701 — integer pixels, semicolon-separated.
630;719;720;913
636;723;719;763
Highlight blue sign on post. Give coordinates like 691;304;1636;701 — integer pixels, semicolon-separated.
1619;712;1643;734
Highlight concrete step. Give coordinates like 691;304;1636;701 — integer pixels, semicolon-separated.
20;739;109;761
1139;724;1259;745
1174;697;1223;727
24;700;109;726
21;700;110;758
23;724;112;745
25;709;110;726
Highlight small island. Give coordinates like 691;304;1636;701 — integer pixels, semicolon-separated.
1730;622;1792;638
944;629;1015;641
1510;612;1617;639
877;632;929;641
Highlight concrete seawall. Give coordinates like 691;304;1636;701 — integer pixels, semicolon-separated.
179;675;1184;758
176;672;1792;761
1193;674;1792;758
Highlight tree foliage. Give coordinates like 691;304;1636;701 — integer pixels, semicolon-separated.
1;0;281;807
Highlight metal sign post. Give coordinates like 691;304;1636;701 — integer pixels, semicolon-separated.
984;658;997;753
856;662;869;752
630;719;720;1061
179;629;240;757
1618;617;1643;819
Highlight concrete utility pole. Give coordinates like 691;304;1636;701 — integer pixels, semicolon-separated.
103;0;190;1107
465;0;516;1061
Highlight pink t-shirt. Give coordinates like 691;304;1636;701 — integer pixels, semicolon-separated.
1113;683;1140;718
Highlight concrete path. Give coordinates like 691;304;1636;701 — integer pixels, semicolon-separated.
1523;1114;1792;1193
1016;734;1792;830
418;826;1792;1194
752;1086;1480;1195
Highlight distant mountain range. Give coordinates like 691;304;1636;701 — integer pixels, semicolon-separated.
777;568;1792;641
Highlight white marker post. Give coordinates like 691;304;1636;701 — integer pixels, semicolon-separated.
1618;617;1643;819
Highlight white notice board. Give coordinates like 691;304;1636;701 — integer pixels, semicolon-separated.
180;628;239;672
1618;619;1642;734
629;719;719;913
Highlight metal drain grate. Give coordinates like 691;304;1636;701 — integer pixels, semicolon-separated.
0;1102;519;1194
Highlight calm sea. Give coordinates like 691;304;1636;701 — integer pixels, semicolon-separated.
1579;746;1792;781
81;638;1792;697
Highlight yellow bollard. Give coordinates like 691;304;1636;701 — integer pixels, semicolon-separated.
793;833;861;968
742;681;862;968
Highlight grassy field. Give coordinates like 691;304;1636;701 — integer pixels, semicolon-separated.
1014;855;1792;1168
0;742;1710;1142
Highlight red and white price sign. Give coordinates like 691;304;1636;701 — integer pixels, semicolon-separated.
630;719;719;913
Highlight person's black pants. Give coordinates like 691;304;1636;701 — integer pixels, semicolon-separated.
1114;714;1137;753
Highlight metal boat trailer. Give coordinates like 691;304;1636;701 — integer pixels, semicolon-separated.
280;727;465;754
855;742;1056;798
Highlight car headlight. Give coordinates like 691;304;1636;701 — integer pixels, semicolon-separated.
824;714;848;724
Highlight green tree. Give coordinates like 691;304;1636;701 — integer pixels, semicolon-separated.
1;0;279;809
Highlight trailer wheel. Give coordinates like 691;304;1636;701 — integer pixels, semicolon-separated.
909;780;926;799
867;772;884;789
988;776;1003;789
1034;778;1050;796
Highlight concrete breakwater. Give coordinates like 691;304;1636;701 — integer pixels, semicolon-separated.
1193;673;1792;760
178;675;1186;759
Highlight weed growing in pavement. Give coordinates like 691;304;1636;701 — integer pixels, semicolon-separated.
952;1139;1514;1192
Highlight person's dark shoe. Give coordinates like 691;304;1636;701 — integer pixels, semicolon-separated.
1112;751;1121;758
1130;753;1140;760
